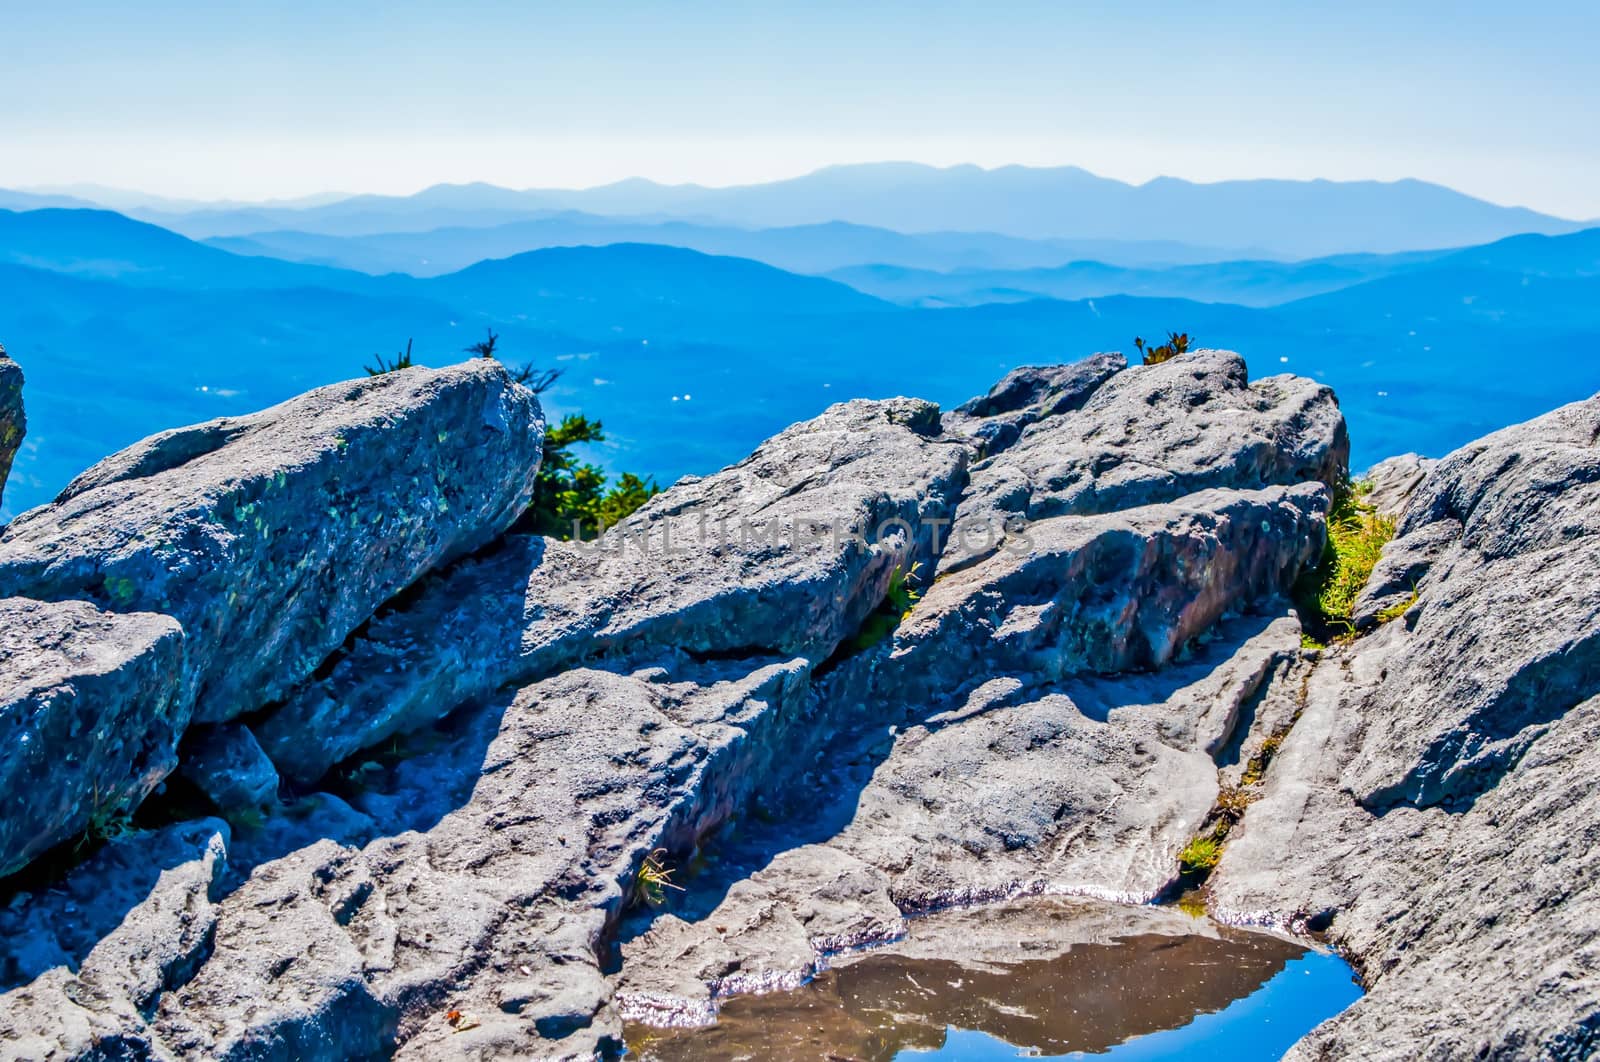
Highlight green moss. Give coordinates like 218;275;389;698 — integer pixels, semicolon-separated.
1377;589;1420;624
1297;479;1396;639
1179;835;1223;874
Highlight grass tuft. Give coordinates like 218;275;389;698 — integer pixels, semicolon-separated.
633;848;685;908
1297;479;1397;640
1179;835;1224;875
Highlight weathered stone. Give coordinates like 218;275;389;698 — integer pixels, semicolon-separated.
1208;394;1600;1059
178;724;280;813
0;344;22;515
0;597;186;876
0;819;229;1059
0;353;1363;1060
885;484;1326;706
255;395;969;786
0;360;545;726
944;352;1126;455
942;349;1346;570
1363;451;1435;519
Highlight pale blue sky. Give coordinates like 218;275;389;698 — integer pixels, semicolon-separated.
2;0;1595;216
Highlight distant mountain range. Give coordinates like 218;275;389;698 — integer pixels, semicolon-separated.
3;204;1599;523
206;217;1254;276
6;162;1587;257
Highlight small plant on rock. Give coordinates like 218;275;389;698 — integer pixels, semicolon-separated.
77;788;138;851
466;328;562;394
1376;588;1420;624
1134;331;1192;365
1179;835;1223;875
633;848;685;908
1296;479;1397;640
364;338;416;376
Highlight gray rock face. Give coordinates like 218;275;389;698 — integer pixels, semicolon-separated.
178;724;281;813
0;819;228;1023
1208;394;1600;1059
254;395;969;786
0;351;1357;1059
1362;451;1436;519
0;360;544;725
0;345;22;514
0;362;543;880
0;597;186;876
943;349;1346;571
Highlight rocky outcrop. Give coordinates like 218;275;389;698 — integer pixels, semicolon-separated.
254;395;969;786
0;360;544;725
941;349;1346;571
0;361;543;875
0;348;1345;1060
0;345;23;513
1208;395;1600;1059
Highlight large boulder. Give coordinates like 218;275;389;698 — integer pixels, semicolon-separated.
1208;394;1600;1058
0;597;186;876
0;360;544;724
0;344;23;514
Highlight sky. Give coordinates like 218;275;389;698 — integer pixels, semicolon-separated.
3;0;1596;217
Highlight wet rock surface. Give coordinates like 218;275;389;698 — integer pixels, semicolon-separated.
5;347;1592;1059
624;897;1333;1061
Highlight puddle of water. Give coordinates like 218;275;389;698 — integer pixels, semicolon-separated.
623;905;1361;1061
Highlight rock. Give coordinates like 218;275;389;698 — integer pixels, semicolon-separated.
178;724;280;813
0;360;544;726
0;597;186;876
0;344;22;514
1362;452;1436;519
625;897;1311;1059
148;657;817;1061
254;395;969;786
0;352;1354;1059
0;819;229;1059
944;353;1126;455
942;349;1346;571
1208;394;1600;1058
882;484;1326;706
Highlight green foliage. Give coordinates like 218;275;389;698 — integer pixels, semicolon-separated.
1297;479;1397;639
365;338;415;376
633;848;685;908
77;788;137;852
362;335;658;540
1377;589;1420;624
1134;331;1192;365
886;562;922;618
1179;835;1223;874
466;328;561;393
849;562;924;652
1241;733;1285;788
1176;890;1209;918
523;414;662;539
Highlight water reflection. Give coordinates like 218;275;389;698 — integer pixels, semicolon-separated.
624;901;1360;1061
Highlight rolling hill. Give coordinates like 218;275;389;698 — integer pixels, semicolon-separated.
3;208;1599;523
207;217;1250;277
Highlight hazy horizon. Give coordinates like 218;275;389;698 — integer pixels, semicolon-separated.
14;160;1595;221
5;1;1596;216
